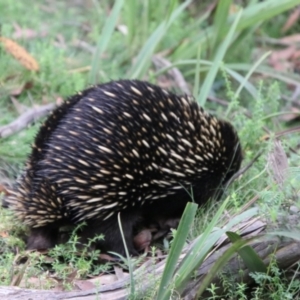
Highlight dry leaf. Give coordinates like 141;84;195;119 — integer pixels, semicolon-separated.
267;140;289;188
280;34;300;45
229;4;241;15
0;36;39;71
0;184;10;196
74;279;96;290
270;46;296;62
114;266;125;280
10;96;28;114
269;46;296;71
281;6;300;33
99;253;118;261
280;107;300;122
292;50;300;63
0;231;9;238
89;274;118;285
19;276;56;289
13;23;48;40
10;81;34;96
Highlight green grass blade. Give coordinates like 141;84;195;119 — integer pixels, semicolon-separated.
89;0;124;84
227;63;300;86
124;0;137;46
117;212;135;295
128;22;166;79
197;9;243;106
237;0;300;31
267;231;300;241
233;51;271;100
176;0;300;61
228;22;260;54
224;66;258;98
173;198;234;292
128;0;192;79
196;238;254;298
156;202;198;300
227;231;267;273
193;46;201;97
154;59;258;98
174;207;258;294
212;0;232;51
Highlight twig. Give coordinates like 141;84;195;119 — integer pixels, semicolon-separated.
225;150;264;188
0;103;55;138
152;55;191;95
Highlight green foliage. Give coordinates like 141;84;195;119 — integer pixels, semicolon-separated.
216;270;249;300
0;252;16;285
48;223;107;280
1;0;300;297
0;124;38;162
0;200;26;247
128;0;192;79
250;259;300;299
226;232;267;273
89;0;124;84
156;202;198;300
198;10;243;106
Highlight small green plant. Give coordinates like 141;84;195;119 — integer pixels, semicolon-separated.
48;223;108;282
250;259;300;300
206;283;220;300
0;252;16;285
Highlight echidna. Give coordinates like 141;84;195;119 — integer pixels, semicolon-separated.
6;80;242;255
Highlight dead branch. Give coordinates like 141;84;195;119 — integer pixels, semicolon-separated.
152;55;191;95
0;103;55;138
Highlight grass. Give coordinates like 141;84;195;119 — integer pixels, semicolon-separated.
0;0;300;298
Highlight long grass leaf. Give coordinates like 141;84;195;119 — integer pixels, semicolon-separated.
237;0;300;31
234;51;271;100
212;0;232;51
156;202;198;300
89;0;124;84
196;238;254;297
197;10;243;106
117;213;135;295
193;46;201;97
174;207;258;294
154;59;258;98
177;0;300;61
227;64;300;87
124;0;137;46
128;0;192;79
227;231;267;273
